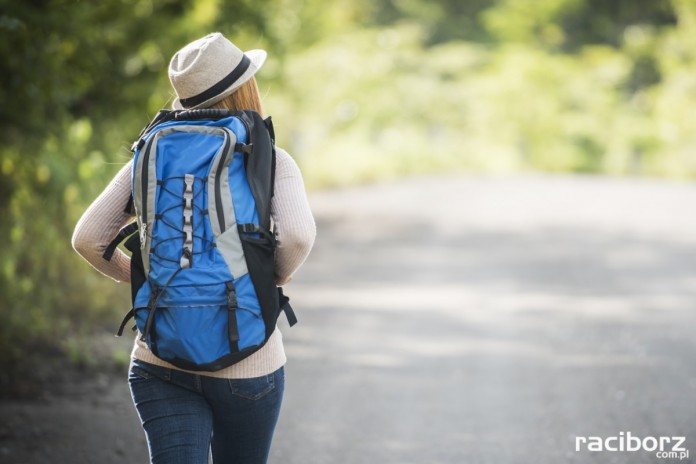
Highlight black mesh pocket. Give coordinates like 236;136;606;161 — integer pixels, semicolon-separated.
239;233;280;338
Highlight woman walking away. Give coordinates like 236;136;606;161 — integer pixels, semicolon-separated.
72;32;316;464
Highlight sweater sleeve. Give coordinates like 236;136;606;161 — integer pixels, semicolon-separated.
72;161;134;283
271;147;316;285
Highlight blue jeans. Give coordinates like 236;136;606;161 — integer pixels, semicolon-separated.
128;359;284;464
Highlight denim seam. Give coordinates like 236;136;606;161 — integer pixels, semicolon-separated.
226;374;275;400
132;360;171;382
130;365;154;380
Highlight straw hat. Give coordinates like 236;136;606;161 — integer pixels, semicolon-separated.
168;32;267;110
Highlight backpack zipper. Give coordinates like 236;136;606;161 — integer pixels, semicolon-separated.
214;130;233;233
238;306;262;319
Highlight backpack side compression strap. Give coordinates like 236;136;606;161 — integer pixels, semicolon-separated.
278;287;297;327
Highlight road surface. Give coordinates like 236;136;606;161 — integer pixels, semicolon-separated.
2;174;696;464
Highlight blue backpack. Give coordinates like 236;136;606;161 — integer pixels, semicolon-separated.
103;109;296;371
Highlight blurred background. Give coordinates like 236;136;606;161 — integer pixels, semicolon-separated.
2;0;696;462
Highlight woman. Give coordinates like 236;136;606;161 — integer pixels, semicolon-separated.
72;32;316;464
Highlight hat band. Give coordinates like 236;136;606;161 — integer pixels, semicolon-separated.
178;55;251;109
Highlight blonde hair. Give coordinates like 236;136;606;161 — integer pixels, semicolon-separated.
208;77;264;115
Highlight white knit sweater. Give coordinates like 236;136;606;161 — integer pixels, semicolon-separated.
72;147;316;378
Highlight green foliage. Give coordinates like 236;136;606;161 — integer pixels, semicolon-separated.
482;0;583;48
367;0;496;44
1;0;696;375
268;2;696;185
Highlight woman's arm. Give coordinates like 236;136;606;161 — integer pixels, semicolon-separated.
271;148;316;285
72;161;134;283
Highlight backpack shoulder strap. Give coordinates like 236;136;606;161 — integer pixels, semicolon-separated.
130;110;177;153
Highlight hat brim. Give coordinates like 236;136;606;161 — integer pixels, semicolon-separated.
172;49;267;110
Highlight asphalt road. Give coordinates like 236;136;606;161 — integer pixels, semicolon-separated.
2;173;696;464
